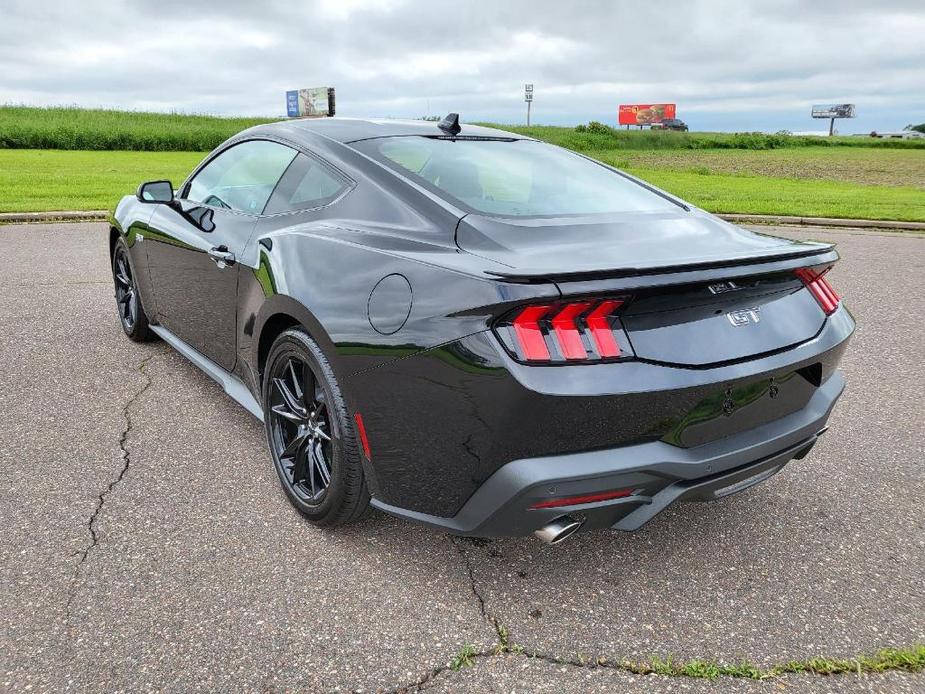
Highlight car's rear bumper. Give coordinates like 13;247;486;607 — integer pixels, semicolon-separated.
371;370;844;537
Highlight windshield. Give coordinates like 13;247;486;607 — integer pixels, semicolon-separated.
355;137;680;217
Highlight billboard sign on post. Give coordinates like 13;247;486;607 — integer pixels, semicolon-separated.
811;104;856;119
618;103;676;126
285;87;336;118
811;103;855;135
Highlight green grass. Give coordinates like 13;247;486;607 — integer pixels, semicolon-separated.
611;646;925;679
0;149;204;212
1;109;924;220
3;106;922;153
0;106;274;151
622;167;925;221
488;123;925;151
4;148;922;221
607;147;925;188
446;637;925;681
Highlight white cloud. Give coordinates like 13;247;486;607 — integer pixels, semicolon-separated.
0;0;922;131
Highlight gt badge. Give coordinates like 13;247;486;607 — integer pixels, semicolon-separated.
726;307;760;326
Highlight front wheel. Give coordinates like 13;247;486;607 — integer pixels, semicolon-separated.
112;238;154;342
263;328;370;526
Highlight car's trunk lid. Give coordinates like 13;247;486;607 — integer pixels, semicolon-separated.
457;209;832;279
460;210;836;368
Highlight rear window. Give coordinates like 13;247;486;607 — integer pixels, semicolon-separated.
355;137;679;217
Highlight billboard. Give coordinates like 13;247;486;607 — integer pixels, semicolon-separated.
286;87;336;118
812;104;855;119
618;103;676;126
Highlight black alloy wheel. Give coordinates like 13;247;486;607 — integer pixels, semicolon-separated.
263;328;369;525
269;355;335;503
112;238;153;341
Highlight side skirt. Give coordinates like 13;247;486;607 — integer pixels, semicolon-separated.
149;325;264;421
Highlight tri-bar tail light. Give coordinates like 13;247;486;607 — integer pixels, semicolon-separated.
794;266;841;315
495;297;635;364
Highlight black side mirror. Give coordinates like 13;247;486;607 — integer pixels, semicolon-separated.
186;206;215;232
136;180;174;203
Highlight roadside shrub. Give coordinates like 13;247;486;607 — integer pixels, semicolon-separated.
585;120;612;135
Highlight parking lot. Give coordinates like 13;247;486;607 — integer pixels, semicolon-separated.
1;222;923;692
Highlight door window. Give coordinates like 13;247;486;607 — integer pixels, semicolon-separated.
186;140;297;214
263;154;349;214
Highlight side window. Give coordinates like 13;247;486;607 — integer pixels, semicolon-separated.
186;140;297;214
263;154;349;215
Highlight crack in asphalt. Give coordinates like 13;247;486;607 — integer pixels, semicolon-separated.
380;539;505;692
386;632;925;693
65;351;159;625
450;536;501;635
383;541;925;692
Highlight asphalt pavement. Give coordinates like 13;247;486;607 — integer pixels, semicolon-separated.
1;223;922;692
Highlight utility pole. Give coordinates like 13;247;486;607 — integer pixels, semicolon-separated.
525;83;533;126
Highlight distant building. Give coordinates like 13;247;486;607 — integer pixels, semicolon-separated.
855;130;925;140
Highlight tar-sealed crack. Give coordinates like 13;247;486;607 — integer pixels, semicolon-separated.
65;351;159;624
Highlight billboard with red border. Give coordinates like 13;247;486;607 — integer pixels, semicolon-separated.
618;103;676;125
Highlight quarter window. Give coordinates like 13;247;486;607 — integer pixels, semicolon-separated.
186;140;297;214
263;154;349;214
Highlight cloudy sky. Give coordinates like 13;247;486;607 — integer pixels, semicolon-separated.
1;0;922;132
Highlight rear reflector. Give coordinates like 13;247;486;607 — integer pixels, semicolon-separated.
795;267;841;315
531;488;635;510
501;297;631;364
353;412;371;460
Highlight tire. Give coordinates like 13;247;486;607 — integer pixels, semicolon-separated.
262;328;370;526
112;237;155;342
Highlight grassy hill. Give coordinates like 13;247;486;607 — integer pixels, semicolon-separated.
0;106;275;151
0;107;923;220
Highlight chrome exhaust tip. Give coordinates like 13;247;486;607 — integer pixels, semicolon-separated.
534;515;584;545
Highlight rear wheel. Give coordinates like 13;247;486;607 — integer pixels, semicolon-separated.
112;238;154;342
263;328;369;526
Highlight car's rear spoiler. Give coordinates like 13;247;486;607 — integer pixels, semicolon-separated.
484;245;838;286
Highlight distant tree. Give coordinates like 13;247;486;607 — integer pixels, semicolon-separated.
910;123;925;134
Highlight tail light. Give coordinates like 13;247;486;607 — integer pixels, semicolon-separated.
497;297;633;364
795;267;841;315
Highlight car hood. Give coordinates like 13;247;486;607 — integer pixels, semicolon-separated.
455;209;833;279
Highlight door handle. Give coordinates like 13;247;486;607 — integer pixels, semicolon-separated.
208;246;236;268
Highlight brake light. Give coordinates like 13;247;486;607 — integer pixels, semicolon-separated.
551;302;591;360
531;488;635;510
502;297;631;363
512;305;552;361
795;267;841;315
585;299;624;357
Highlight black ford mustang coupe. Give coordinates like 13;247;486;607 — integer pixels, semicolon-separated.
110;115;854;544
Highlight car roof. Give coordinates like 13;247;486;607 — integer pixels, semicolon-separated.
245;117;531;144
